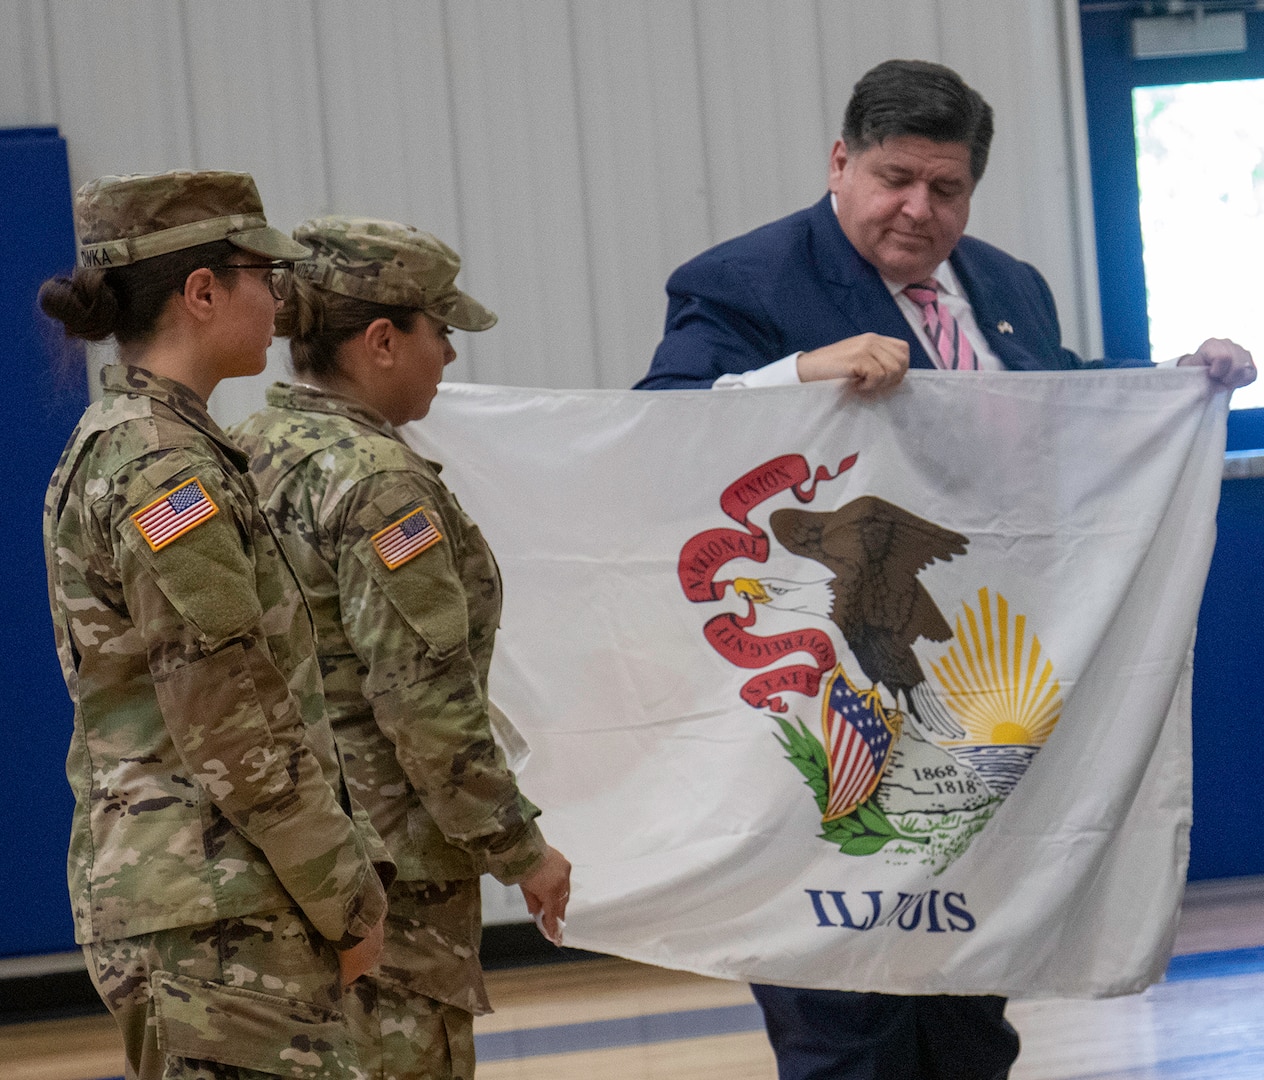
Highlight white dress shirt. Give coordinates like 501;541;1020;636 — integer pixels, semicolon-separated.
713;257;1003;388
714;192;1008;388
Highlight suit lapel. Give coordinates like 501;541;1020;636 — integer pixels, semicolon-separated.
807;195;935;369
951;246;1041;371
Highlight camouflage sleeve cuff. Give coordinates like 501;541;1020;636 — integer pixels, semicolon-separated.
485;818;549;886
350;798;398;894
331;861;389;950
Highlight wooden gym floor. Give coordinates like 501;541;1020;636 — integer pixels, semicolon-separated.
6;876;1263;1080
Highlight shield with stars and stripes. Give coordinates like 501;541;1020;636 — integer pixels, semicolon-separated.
821;664;901;821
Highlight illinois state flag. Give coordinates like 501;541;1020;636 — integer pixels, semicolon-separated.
403;368;1227;998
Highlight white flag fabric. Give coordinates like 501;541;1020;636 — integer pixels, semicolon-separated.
403;369;1227;999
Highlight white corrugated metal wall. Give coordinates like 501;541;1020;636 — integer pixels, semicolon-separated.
3;0;1099;424
2;0;1099;925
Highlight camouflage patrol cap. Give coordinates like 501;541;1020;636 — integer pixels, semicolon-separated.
292;217;497;332
75;170;310;270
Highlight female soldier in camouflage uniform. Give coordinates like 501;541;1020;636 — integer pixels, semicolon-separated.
230;217;572;1080
40;173;392;1080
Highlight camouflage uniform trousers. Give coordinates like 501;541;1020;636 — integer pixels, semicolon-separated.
82;907;362;1080
342;879;486;1080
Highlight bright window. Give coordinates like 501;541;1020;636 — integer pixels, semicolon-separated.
1132;79;1264;409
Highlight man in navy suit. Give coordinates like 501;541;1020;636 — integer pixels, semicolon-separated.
637;60;1252;396
637;59;1253;1080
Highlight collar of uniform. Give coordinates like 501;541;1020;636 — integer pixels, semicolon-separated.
265;382;445;473
265;381;398;438
101;364;248;469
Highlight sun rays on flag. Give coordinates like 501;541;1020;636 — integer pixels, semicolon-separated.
930;588;1062;747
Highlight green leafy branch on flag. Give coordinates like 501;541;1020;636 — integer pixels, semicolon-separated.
774;716;929;856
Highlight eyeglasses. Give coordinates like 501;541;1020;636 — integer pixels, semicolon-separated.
213;260;295;302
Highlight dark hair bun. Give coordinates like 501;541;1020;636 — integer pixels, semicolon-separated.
38;271;121;342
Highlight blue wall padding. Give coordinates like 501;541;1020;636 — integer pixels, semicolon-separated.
0;127;86;956
1189;474;1264;880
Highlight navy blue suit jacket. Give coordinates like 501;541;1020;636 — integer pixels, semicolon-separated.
637;194;1108;389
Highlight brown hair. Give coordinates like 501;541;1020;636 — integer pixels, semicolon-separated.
38;240;242;346
279;277;421;379
843;59;993;182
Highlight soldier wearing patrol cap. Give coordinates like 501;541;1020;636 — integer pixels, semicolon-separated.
40;172;394;1080
230;217;573;1080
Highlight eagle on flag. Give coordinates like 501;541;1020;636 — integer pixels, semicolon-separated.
737;495;969;740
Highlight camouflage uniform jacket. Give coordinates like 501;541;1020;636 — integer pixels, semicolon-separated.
44;365;391;947
230;383;547;889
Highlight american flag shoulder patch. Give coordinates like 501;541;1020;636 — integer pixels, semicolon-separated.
372;505;442;569
131;476;219;551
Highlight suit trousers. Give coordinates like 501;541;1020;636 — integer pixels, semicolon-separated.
750;985;1019;1080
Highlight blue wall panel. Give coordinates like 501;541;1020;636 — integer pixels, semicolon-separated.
1;127;86;957
1189;475;1264;880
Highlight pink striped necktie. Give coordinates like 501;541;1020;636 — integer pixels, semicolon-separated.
903;279;977;370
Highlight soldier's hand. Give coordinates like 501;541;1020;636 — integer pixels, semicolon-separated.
1177;337;1256;390
797;333;909;391
337;914;385;988
520;846;572;946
